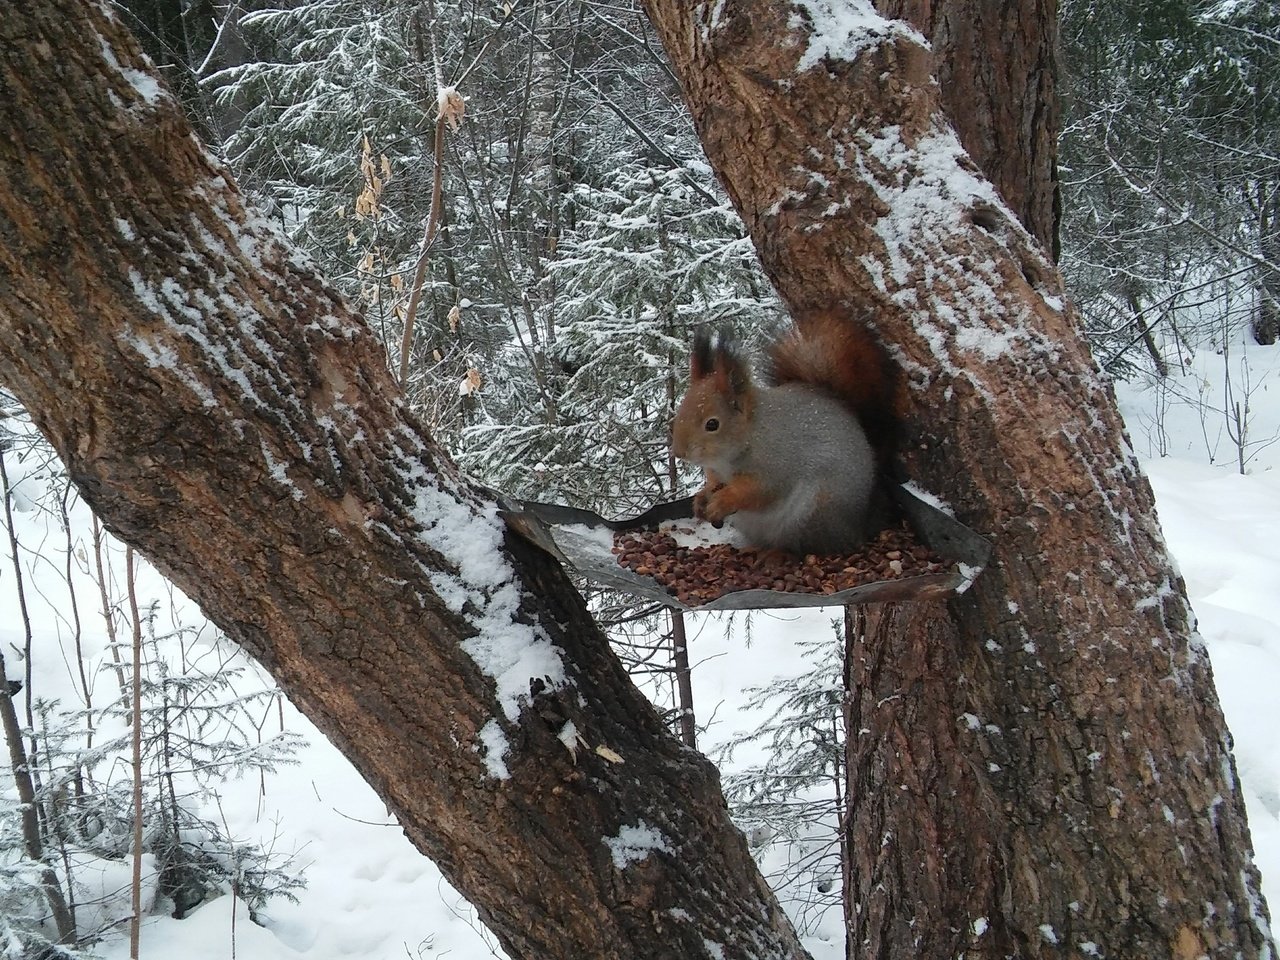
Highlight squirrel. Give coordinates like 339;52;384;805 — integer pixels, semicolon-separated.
670;311;897;556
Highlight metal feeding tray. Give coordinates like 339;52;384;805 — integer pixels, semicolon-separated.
501;485;991;612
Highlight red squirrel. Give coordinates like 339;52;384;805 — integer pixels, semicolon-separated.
670;312;897;555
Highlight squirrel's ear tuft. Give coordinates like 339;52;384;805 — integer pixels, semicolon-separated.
690;326;715;380
722;347;752;402
710;331;752;403
691;326;753;401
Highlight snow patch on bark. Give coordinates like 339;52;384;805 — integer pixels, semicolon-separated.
1242;868;1276;954
822;121;1067;401
125;266;281;419
92;5;168;108
477;719;511;780
124;162;570;779
391;427;569;737
696;0;728;41
790;0;924;72
604;821;673;869
126;332;218;409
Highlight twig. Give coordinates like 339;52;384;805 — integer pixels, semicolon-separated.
126;546;144;960
399;112;448;386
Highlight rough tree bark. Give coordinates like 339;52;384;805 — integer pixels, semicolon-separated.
0;5;806;959
639;1;1273;958
2;3;1274;960
876;0;1060;256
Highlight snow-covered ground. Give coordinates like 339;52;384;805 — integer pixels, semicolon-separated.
1114;343;1280;902
3;341;1279;959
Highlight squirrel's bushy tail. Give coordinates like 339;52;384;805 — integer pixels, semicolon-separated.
768;309;899;467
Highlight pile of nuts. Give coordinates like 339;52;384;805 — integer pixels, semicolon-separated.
611;524;947;607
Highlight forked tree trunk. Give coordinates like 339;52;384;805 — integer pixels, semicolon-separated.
639;1;1272;957
876;0;1061;257
0;5;804;959
1;2;1273;960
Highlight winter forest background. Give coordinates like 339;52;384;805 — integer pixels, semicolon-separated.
1;0;1278;956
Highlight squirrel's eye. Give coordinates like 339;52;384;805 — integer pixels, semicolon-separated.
704;417;720;432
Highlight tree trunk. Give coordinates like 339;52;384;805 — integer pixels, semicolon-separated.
1254;183;1280;346
640;2;1272;958
0;656;76;945
0;453;77;944
877;0;1060;257
0;5;806;959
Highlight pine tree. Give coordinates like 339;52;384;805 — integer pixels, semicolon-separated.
1197;0;1280;344
89;616;306;924
458;159;782;512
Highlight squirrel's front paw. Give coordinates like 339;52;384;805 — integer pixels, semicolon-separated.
693;486;710;519
696;488;732;529
693;485;720;525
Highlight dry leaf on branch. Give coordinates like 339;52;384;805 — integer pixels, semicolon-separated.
459;368;482;396
437;86;466;131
